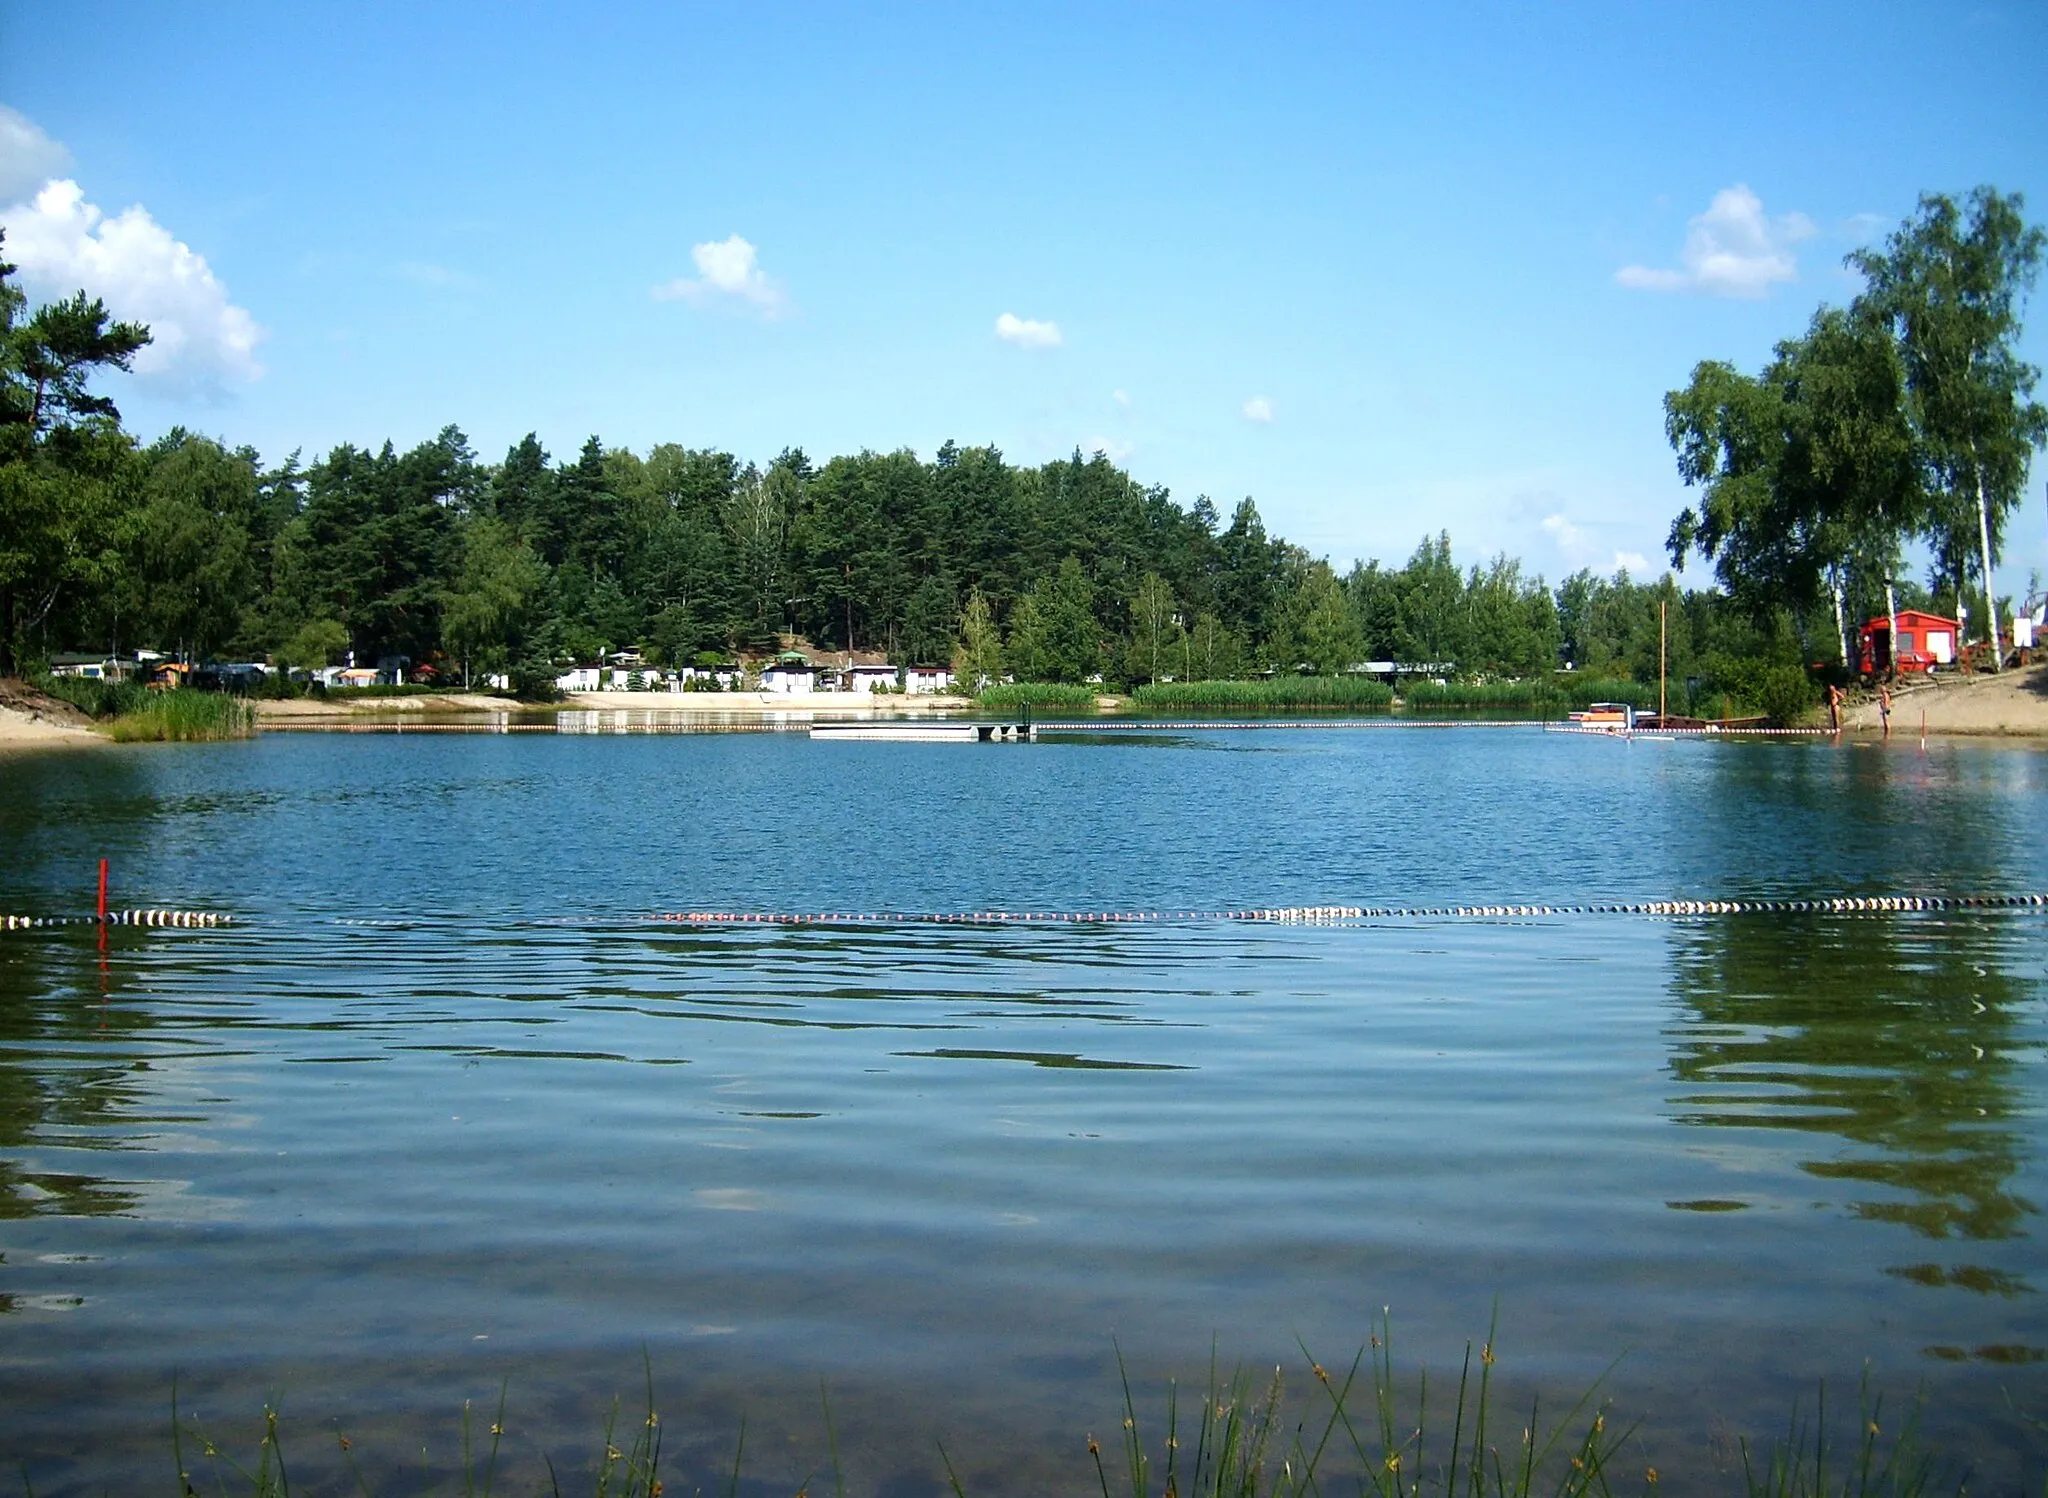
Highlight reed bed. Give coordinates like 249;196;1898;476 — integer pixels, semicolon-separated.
1399;678;1654;710
135;1323;1972;1498
977;681;1102;708
101;690;256;741
1129;677;1395;710
31;674;256;741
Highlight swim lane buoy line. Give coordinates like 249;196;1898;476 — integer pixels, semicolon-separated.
0;910;232;930
648;891;2048;927
4;892;2046;934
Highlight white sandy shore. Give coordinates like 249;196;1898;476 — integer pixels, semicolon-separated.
0;705;102;749
1839;661;2048;739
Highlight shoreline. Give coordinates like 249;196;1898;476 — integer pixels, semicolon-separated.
19;665;2048;741
252;689;976;721
1837;660;2048;740
0;707;102;749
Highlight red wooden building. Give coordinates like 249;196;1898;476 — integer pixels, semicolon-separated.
1857;609;1959;676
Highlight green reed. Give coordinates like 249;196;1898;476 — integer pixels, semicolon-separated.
977;681;1102;708
101;689;256;742
1738;1376;1957;1498
1088;1312;1632;1498
1128;677;1395;709
28;674;255;741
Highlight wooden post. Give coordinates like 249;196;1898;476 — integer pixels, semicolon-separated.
1659;600;1667;724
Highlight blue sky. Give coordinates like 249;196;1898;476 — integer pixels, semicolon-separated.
5;1;2046;588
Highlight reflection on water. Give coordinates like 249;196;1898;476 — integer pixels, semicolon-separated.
0;934;152;1221
1;732;2046;1493
1666;914;2036;1256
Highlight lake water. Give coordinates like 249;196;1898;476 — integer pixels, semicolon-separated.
1;726;2045;1494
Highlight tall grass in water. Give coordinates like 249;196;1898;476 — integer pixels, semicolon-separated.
102;690;255;742
1129;677;1395;710
125;1327;1974;1498
1079;1315;1629;1498
30;673;255;740
978;681;1101;708
1740;1377;1954;1498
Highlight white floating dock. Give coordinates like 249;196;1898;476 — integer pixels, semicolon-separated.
808;721;1036;742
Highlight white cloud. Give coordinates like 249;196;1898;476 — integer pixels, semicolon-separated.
1541;513;1658;579
652;234;787;315
1616;185;1815;299
0;178;265;395
1081;435;1134;463
1242;395;1275;423
0;105;72;206
994;312;1062;349
1540;512;1588;553
1112;388;1131;409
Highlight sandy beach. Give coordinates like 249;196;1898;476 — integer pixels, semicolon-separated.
0;680;105;749
254;691;523;719
1840;659;2048;738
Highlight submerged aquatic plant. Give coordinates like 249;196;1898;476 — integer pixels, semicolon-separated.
1089;1312;1630;1498
107;1330;1985;1498
1738;1376;1960;1498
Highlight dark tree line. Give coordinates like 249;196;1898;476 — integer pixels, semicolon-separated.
4;188;2037;706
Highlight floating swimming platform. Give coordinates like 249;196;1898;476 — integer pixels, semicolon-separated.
808;721;1035;742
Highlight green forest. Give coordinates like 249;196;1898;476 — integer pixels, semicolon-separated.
1;188;2039;715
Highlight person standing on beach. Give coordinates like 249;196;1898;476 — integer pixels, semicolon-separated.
1826;682;1844;733
1879;684;1892;738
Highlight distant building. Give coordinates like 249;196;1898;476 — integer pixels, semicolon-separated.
849;664;897;692
904;665;954;694
48;653;122;679
1857;610;1958;676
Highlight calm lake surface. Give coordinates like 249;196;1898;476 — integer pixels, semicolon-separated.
1;726;2045;1494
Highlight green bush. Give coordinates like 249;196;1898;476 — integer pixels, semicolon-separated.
32;673;150;719
1699;654;1817;725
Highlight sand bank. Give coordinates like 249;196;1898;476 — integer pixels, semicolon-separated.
255;692;523;720
1841;661;2048;738
0;679;103;749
